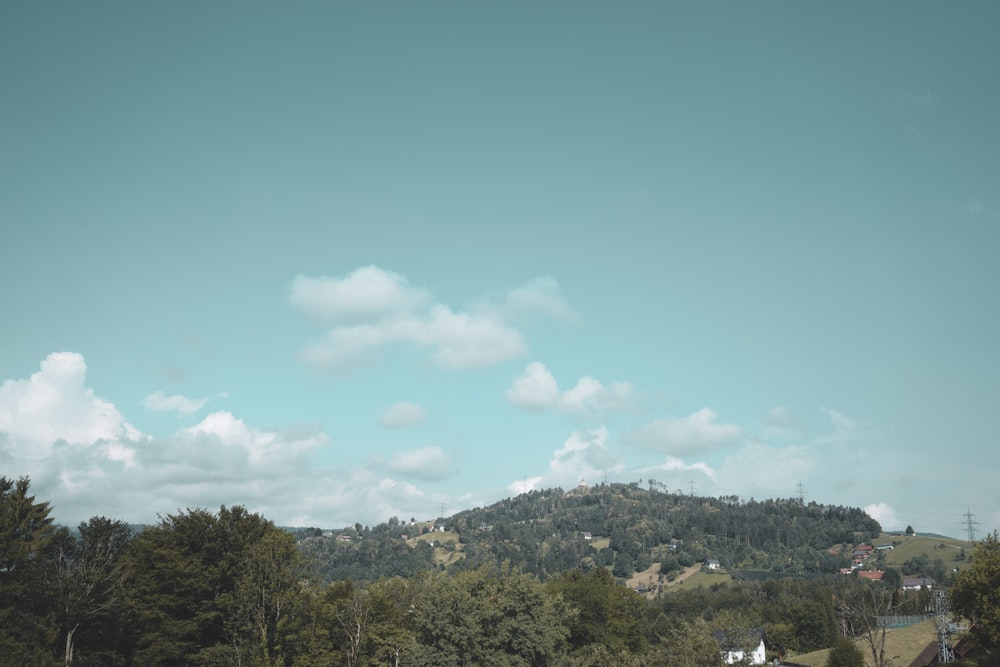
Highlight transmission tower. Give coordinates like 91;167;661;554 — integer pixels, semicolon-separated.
688;480;696;497
935;589;967;663
962;506;978;544
796;481;807;504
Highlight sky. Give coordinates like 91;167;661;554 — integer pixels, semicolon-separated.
2;2;998;536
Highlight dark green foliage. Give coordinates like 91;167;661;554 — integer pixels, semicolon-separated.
826;638;865;667
126;505;307;666
950;532;1000;657
52;516;133;666
0;476;59;665
0;480;892;665
547;567;648;654
301;484;880;587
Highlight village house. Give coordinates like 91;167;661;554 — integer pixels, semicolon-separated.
713;629;766;666
902;577;935;591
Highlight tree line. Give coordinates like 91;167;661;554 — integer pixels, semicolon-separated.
4;475;998;666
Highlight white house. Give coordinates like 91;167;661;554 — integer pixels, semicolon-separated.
713;629;766;665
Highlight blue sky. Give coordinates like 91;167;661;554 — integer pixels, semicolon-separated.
2;2;998;535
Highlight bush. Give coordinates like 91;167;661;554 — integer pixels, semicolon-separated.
826;638;864;667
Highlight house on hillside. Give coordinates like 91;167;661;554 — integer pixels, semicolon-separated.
902;577;935;591
713;628;766;665
858;570;884;581
706;559;721;570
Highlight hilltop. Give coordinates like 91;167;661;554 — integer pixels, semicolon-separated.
297;482;885;585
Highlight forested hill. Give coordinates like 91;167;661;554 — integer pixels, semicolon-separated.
298;482;882;585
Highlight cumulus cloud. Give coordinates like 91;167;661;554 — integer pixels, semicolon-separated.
546;427;622;488
142;390;226;415
508;475;544;495
0;352;145;460
711;442;815;497
864;502;901;531
379;401;427;429
626;408;742;454
648;455;716;480
505;362;560;410
380;446;452;481
293;267;551;374
505;362;637;418
0;352;360;526
503;276;579;323
289;265;431;323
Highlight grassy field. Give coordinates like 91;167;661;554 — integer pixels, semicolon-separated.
408;530;464;566
789;618;937;666
872;532;971;575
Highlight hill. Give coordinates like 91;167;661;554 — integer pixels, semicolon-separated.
298;482;882;585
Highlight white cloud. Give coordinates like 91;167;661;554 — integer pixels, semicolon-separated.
505;362;559;410
294;267;534;373
626;408;742;454
559;377;637;418
711;442;816;498
508;475;544;495
650;455;716;480
864;502;902;531
379;401;427;429
0;352;145;460
546;427;622;488
505;362;638;418
503;276;579;323
289;265;431;323
142;390;225;415
380;446;452;481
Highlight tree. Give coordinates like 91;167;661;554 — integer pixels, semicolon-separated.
52;516;133;666
409;565;569;666
905;525;915;536
826;638;865;667
0;476;59;665
547;567;647;654
834;584;898;667
126;505;309;666
950;532;1000;657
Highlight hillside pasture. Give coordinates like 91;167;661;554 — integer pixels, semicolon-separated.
790;618;937;666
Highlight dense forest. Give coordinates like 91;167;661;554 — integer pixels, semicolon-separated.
299;482;882;585
3;475;995;666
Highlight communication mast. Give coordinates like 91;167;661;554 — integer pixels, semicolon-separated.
935;589;965;663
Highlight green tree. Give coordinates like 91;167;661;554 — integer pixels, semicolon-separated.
547;567;648;654
126;505;309;666
409;565;569;666
826;638;865;667
52;516;133;666
0;476;59;665
950;532;1000;657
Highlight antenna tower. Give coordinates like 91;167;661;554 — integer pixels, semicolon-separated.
935;589;967;663
962;506;979;544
